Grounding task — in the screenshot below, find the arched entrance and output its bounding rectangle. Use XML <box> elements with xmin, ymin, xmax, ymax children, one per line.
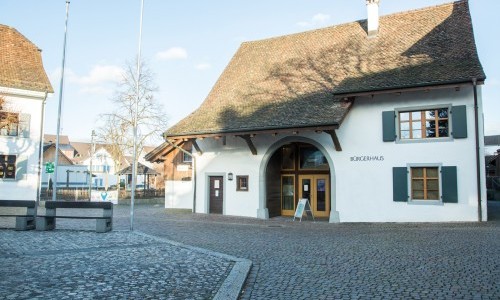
<box><xmin>265</xmin><ymin>141</ymin><xmax>331</xmax><ymax>218</ymax></box>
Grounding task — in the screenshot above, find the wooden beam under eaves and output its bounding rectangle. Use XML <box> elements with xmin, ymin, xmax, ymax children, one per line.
<box><xmin>190</xmin><ymin>139</ymin><xmax>203</xmax><ymax>156</ymax></box>
<box><xmin>237</xmin><ymin>135</ymin><xmax>257</xmax><ymax>155</ymax></box>
<box><xmin>324</xmin><ymin>130</ymin><xmax>342</xmax><ymax>151</ymax></box>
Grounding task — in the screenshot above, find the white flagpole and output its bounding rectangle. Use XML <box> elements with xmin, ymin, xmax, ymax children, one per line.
<box><xmin>130</xmin><ymin>0</ymin><xmax>145</xmax><ymax>231</ymax></box>
<box><xmin>53</xmin><ymin>0</ymin><xmax>71</xmax><ymax>202</ymax></box>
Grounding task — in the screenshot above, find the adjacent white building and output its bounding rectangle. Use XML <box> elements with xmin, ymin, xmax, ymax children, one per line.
<box><xmin>147</xmin><ymin>0</ymin><xmax>487</xmax><ymax>222</ymax></box>
<box><xmin>0</xmin><ymin>24</ymin><xmax>53</xmax><ymax>201</ymax></box>
<box><xmin>41</xmin><ymin>135</ymin><xmax>161</xmax><ymax>191</ymax></box>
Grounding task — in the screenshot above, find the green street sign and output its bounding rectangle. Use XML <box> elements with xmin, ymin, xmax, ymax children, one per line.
<box><xmin>45</xmin><ymin>162</ymin><xmax>54</xmax><ymax>174</ymax></box>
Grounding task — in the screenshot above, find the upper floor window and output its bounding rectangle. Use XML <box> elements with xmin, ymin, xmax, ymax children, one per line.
<box><xmin>0</xmin><ymin>112</ymin><xmax>30</xmax><ymax>138</ymax></box>
<box><xmin>399</xmin><ymin>108</ymin><xmax>449</xmax><ymax>140</ymax></box>
<box><xmin>0</xmin><ymin>155</ymin><xmax>16</xmax><ymax>179</ymax></box>
<box><xmin>299</xmin><ymin>146</ymin><xmax>329</xmax><ymax>170</ymax></box>
<box><xmin>183</xmin><ymin>152</ymin><xmax>192</xmax><ymax>163</ymax></box>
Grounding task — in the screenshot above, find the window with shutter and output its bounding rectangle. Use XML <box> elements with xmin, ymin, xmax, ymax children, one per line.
<box><xmin>451</xmin><ymin>106</ymin><xmax>467</xmax><ymax>139</ymax></box>
<box><xmin>19</xmin><ymin>113</ymin><xmax>31</xmax><ymax>138</ymax></box>
<box><xmin>393</xmin><ymin>167</ymin><xmax>408</xmax><ymax>202</ymax></box>
<box><xmin>383</xmin><ymin>111</ymin><xmax>396</xmax><ymax>142</ymax></box>
<box><xmin>394</xmin><ymin>164</ymin><xmax>458</xmax><ymax>204</ymax></box>
<box><xmin>387</xmin><ymin>105</ymin><xmax>467</xmax><ymax>142</ymax></box>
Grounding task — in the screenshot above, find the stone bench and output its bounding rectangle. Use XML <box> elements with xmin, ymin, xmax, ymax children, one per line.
<box><xmin>0</xmin><ymin>200</ymin><xmax>36</xmax><ymax>230</ymax></box>
<box><xmin>36</xmin><ymin>201</ymin><xmax>113</xmax><ymax>233</ymax></box>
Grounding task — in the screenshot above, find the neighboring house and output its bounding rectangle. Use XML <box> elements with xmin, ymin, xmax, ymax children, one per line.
<box><xmin>42</xmin><ymin>135</ymin><xmax>162</xmax><ymax>190</ymax></box>
<box><xmin>485</xmin><ymin>135</ymin><xmax>500</xmax><ymax>156</ymax></box>
<box><xmin>147</xmin><ymin>0</ymin><xmax>488</xmax><ymax>222</ymax></box>
<box><xmin>0</xmin><ymin>24</ymin><xmax>53</xmax><ymax>200</ymax></box>
<box><xmin>485</xmin><ymin>135</ymin><xmax>500</xmax><ymax>200</ymax></box>
<box><xmin>485</xmin><ymin>135</ymin><xmax>499</xmax><ymax>177</ymax></box>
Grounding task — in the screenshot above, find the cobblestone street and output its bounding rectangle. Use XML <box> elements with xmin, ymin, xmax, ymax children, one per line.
<box><xmin>1</xmin><ymin>202</ymin><xmax>499</xmax><ymax>299</ymax></box>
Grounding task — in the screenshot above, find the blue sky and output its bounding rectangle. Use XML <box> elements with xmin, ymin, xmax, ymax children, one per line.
<box><xmin>1</xmin><ymin>0</ymin><xmax>498</xmax><ymax>142</ymax></box>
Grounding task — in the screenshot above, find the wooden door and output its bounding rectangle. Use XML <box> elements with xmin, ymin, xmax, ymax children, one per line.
<box><xmin>298</xmin><ymin>175</ymin><xmax>330</xmax><ymax>218</ymax></box>
<box><xmin>209</xmin><ymin>176</ymin><xmax>223</xmax><ymax>214</ymax></box>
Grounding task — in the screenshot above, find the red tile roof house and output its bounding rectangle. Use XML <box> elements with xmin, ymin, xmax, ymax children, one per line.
<box><xmin>147</xmin><ymin>0</ymin><xmax>487</xmax><ymax>222</ymax></box>
<box><xmin>0</xmin><ymin>25</ymin><xmax>53</xmax><ymax>201</ymax></box>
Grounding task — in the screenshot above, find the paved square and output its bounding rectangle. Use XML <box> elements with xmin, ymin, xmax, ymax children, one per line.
<box><xmin>1</xmin><ymin>202</ymin><xmax>499</xmax><ymax>299</ymax></box>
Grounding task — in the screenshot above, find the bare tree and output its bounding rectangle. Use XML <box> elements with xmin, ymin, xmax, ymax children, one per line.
<box><xmin>97</xmin><ymin>59</ymin><xmax>168</xmax><ymax>190</ymax></box>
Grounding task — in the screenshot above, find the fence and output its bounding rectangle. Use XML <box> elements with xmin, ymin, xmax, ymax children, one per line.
<box><xmin>487</xmin><ymin>176</ymin><xmax>500</xmax><ymax>201</ymax></box>
<box><xmin>40</xmin><ymin>188</ymin><xmax>165</xmax><ymax>201</ymax></box>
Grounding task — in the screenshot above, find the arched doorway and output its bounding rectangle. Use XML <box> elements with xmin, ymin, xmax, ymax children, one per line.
<box><xmin>265</xmin><ymin>142</ymin><xmax>331</xmax><ymax>218</ymax></box>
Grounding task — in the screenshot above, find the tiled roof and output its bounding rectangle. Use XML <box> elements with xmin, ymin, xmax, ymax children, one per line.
<box><xmin>44</xmin><ymin>134</ymin><xmax>70</xmax><ymax>145</ymax></box>
<box><xmin>0</xmin><ymin>24</ymin><xmax>53</xmax><ymax>93</ymax></box>
<box><xmin>165</xmin><ymin>0</ymin><xmax>485</xmax><ymax>137</ymax></box>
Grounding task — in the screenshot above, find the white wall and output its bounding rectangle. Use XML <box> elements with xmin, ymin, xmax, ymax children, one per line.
<box><xmin>187</xmin><ymin>86</ymin><xmax>485</xmax><ymax>222</ymax></box>
<box><xmin>330</xmin><ymin>87</ymin><xmax>482</xmax><ymax>222</ymax></box>
<box><xmin>193</xmin><ymin>140</ymin><xmax>262</xmax><ymax>218</ymax></box>
<box><xmin>0</xmin><ymin>88</ymin><xmax>46</xmax><ymax>200</ymax></box>
<box><xmin>165</xmin><ymin>180</ymin><xmax>193</xmax><ymax>209</ymax></box>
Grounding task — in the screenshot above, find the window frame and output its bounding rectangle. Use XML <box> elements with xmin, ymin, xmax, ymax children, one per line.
<box><xmin>298</xmin><ymin>145</ymin><xmax>329</xmax><ymax>171</ymax></box>
<box><xmin>395</xmin><ymin>104</ymin><xmax>453</xmax><ymax>143</ymax></box>
<box><xmin>0</xmin><ymin>154</ymin><xmax>17</xmax><ymax>180</ymax></box>
<box><xmin>236</xmin><ymin>175</ymin><xmax>249</xmax><ymax>192</ymax></box>
<box><xmin>406</xmin><ymin>163</ymin><xmax>443</xmax><ymax>205</ymax></box>
<box><xmin>0</xmin><ymin>111</ymin><xmax>19</xmax><ymax>137</ymax></box>
<box><xmin>182</xmin><ymin>151</ymin><xmax>192</xmax><ymax>163</ymax></box>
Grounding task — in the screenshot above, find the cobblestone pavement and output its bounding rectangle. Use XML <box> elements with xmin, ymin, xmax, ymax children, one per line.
<box><xmin>0</xmin><ymin>229</ymin><xmax>242</xmax><ymax>299</ymax></box>
<box><xmin>112</xmin><ymin>202</ymin><xmax>500</xmax><ymax>300</ymax></box>
<box><xmin>1</xmin><ymin>202</ymin><xmax>500</xmax><ymax>299</ymax></box>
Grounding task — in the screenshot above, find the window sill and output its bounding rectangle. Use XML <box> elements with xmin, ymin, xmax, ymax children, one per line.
<box><xmin>396</xmin><ymin>137</ymin><xmax>454</xmax><ymax>144</ymax></box>
<box><xmin>396</xmin><ymin>137</ymin><xmax>453</xmax><ymax>144</ymax></box>
<box><xmin>408</xmin><ymin>199</ymin><xmax>443</xmax><ymax>206</ymax></box>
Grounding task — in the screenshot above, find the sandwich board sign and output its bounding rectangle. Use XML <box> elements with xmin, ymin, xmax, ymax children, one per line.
<box><xmin>293</xmin><ymin>198</ymin><xmax>315</xmax><ymax>222</ymax></box>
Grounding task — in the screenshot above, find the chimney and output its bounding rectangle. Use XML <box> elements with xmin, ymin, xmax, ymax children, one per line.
<box><xmin>366</xmin><ymin>0</ymin><xmax>380</xmax><ymax>38</ymax></box>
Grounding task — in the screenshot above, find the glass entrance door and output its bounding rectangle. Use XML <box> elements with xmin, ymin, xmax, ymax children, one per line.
<box><xmin>298</xmin><ymin>175</ymin><xmax>330</xmax><ymax>217</ymax></box>
<box><xmin>281</xmin><ymin>175</ymin><xmax>295</xmax><ymax>216</ymax></box>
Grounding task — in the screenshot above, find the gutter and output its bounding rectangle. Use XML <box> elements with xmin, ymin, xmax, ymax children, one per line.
<box><xmin>165</xmin><ymin>139</ymin><xmax>196</xmax><ymax>213</ymax></box>
<box><xmin>472</xmin><ymin>78</ymin><xmax>483</xmax><ymax>221</ymax></box>
<box><xmin>35</xmin><ymin>91</ymin><xmax>48</xmax><ymax>218</ymax></box>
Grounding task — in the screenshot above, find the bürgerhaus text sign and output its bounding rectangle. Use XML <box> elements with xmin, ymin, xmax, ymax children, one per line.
<box><xmin>350</xmin><ymin>156</ymin><xmax>384</xmax><ymax>162</ymax></box>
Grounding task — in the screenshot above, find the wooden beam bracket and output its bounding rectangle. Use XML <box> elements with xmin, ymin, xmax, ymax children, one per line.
<box><xmin>324</xmin><ymin>130</ymin><xmax>342</xmax><ymax>151</ymax></box>
<box><xmin>190</xmin><ymin>139</ymin><xmax>203</xmax><ymax>156</ymax></box>
<box><xmin>237</xmin><ymin>135</ymin><xmax>257</xmax><ymax>155</ymax></box>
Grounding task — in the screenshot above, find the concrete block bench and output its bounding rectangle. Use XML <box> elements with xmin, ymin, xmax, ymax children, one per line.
<box><xmin>0</xmin><ymin>200</ymin><xmax>36</xmax><ymax>230</ymax></box>
<box><xmin>36</xmin><ymin>201</ymin><xmax>113</xmax><ymax>233</ymax></box>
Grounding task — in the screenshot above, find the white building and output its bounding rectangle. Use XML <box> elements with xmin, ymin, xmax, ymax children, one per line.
<box><xmin>41</xmin><ymin>135</ymin><xmax>161</xmax><ymax>191</ymax></box>
<box><xmin>0</xmin><ymin>25</ymin><xmax>53</xmax><ymax>201</ymax></box>
<box><xmin>147</xmin><ymin>1</ymin><xmax>488</xmax><ymax>222</ymax></box>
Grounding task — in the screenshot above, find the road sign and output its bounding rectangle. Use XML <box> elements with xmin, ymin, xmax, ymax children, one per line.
<box><xmin>45</xmin><ymin>162</ymin><xmax>54</xmax><ymax>174</ymax></box>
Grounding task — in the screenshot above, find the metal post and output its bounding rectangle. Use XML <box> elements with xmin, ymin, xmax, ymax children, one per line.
<box><xmin>89</xmin><ymin>130</ymin><xmax>96</xmax><ymax>200</ymax></box>
<box><xmin>130</xmin><ymin>0</ymin><xmax>145</xmax><ymax>231</ymax></box>
<box><xmin>53</xmin><ymin>0</ymin><xmax>71</xmax><ymax>202</ymax></box>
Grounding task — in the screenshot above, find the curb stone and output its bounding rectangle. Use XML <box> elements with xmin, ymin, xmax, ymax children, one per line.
<box><xmin>133</xmin><ymin>231</ymin><xmax>252</xmax><ymax>300</ymax></box>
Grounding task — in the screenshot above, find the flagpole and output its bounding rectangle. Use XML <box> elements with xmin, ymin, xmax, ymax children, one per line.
<box><xmin>130</xmin><ymin>0</ymin><xmax>145</xmax><ymax>231</ymax></box>
<box><xmin>53</xmin><ymin>0</ymin><xmax>70</xmax><ymax>202</ymax></box>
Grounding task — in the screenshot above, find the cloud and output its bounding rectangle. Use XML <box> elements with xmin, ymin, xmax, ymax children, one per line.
<box><xmin>73</xmin><ymin>65</ymin><xmax>123</xmax><ymax>85</ymax></box>
<box><xmin>195</xmin><ymin>63</ymin><xmax>211</xmax><ymax>70</ymax></box>
<box><xmin>50</xmin><ymin>64</ymin><xmax>123</xmax><ymax>95</ymax></box>
<box><xmin>297</xmin><ymin>13</ymin><xmax>331</xmax><ymax>28</ymax></box>
<box><xmin>155</xmin><ymin>47</ymin><xmax>188</xmax><ymax>60</ymax></box>
<box><xmin>79</xmin><ymin>86</ymin><xmax>113</xmax><ymax>95</ymax></box>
